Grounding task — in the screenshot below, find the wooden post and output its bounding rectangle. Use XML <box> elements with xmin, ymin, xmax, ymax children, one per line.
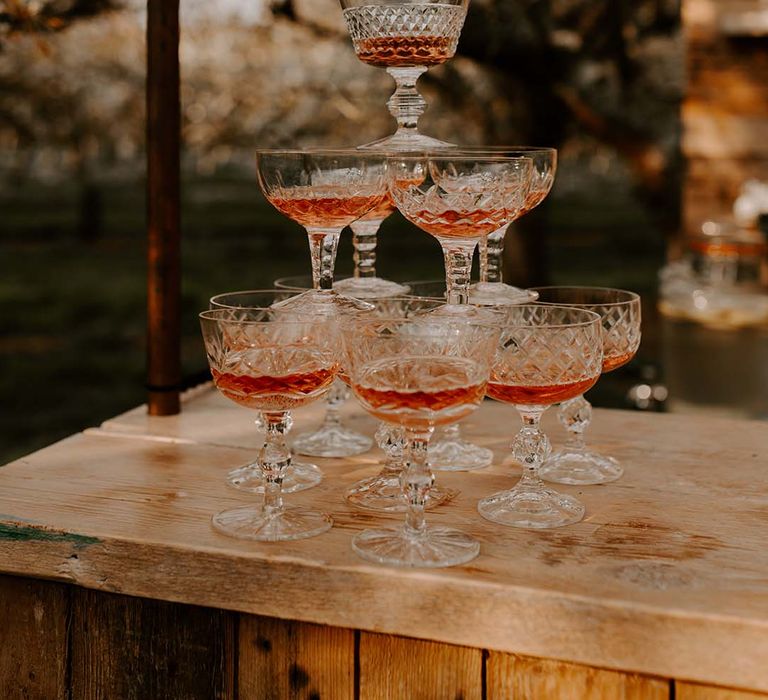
<box><xmin>146</xmin><ymin>0</ymin><xmax>181</xmax><ymax>415</ymax></box>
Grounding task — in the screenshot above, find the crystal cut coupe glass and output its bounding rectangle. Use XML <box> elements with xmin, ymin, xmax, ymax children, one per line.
<box><xmin>209</xmin><ymin>290</ymin><xmax>329</xmax><ymax>494</ymax></box>
<box><xmin>466</xmin><ymin>147</ymin><xmax>557</xmax><ymax>306</ymax></box>
<box><xmin>256</xmin><ymin>149</ymin><xmax>388</xmax><ymax>293</ymax></box>
<box><xmin>272</xmin><ymin>276</ymin><xmax>374</xmax><ymax>459</ymax></box>
<box><xmin>340</xmin><ymin>0</ymin><xmax>469</xmax><ymax>150</ymax></box>
<box><xmin>388</xmin><ymin>153</ymin><xmax>532</xmax><ymax>309</ymax></box>
<box><xmin>388</xmin><ymin>154</ymin><xmax>533</xmax><ymax>470</ymax></box>
<box><xmin>199</xmin><ymin>307</ymin><xmax>338</xmax><ymax>541</ymax></box>
<box><xmin>344</xmin><ymin>314</ymin><xmax>499</xmax><ymax>566</ymax></box>
<box><xmin>478</xmin><ymin>305</ymin><xmax>603</xmax><ymax>529</ymax></box>
<box><xmin>340</xmin><ymin>295</ymin><xmax>459</xmax><ymax>512</ymax></box>
<box><xmin>256</xmin><ymin>149</ymin><xmax>388</xmax><ymax>457</ymax></box>
<box><xmin>531</xmin><ymin>287</ymin><xmax>642</xmax><ymax>485</ymax></box>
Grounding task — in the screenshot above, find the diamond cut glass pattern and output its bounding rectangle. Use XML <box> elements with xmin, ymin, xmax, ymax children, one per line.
<box><xmin>530</xmin><ymin>287</ymin><xmax>642</xmax><ymax>486</ymax></box>
<box><xmin>478</xmin><ymin>305</ymin><xmax>603</xmax><ymax>529</ymax></box>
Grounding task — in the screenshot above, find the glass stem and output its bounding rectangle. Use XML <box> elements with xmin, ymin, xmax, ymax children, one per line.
<box><xmin>387</xmin><ymin>66</ymin><xmax>428</xmax><ymax>139</ymax></box>
<box><xmin>350</xmin><ymin>218</ymin><xmax>382</xmax><ymax>279</ymax></box>
<box><xmin>513</xmin><ymin>407</ymin><xmax>551</xmax><ymax>490</ymax></box>
<box><xmin>306</xmin><ymin>228</ymin><xmax>341</xmax><ymax>290</ymax></box>
<box><xmin>260</xmin><ymin>411</ymin><xmax>292</xmax><ymax>518</ymax></box>
<box><xmin>558</xmin><ymin>394</ymin><xmax>592</xmax><ymax>452</ymax></box>
<box><xmin>439</xmin><ymin>238</ymin><xmax>478</xmax><ymax>305</ymax></box>
<box><xmin>321</xmin><ymin>380</ymin><xmax>348</xmax><ymax>429</ymax></box>
<box><xmin>485</xmin><ymin>226</ymin><xmax>507</xmax><ymax>284</ymax></box>
<box><xmin>401</xmin><ymin>427</ymin><xmax>435</xmax><ymax>537</ymax></box>
<box><xmin>376</xmin><ymin>422</ymin><xmax>405</xmax><ymax>477</ymax></box>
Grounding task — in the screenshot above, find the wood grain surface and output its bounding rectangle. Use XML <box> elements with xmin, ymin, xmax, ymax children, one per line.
<box><xmin>677</xmin><ymin>682</ymin><xmax>768</xmax><ymax>700</ymax></box>
<box><xmin>487</xmin><ymin>652</ymin><xmax>669</xmax><ymax>700</ymax></box>
<box><xmin>0</xmin><ymin>575</ymin><xmax>68</xmax><ymax>700</ymax></box>
<box><xmin>359</xmin><ymin>632</ymin><xmax>482</xmax><ymax>699</ymax></box>
<box><xmin>69</xmin><ymin>587</ymin><xmax>235</xmax><ymax>699</ymax></box>
<box><xmin>2</xmin><ymin>390</ymin><xmax>768</xmax><ymax>691</ymax></box>
<box><xmin>239</xmin><ymin>615</ymin><xmax>354</xmax><ymax>699</ymax></box>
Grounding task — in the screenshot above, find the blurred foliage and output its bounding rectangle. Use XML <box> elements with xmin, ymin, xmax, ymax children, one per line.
<box><xmin>0</xmin><ymin>0</ymin><xmax>119</xmax><ymax>38</ymax></box>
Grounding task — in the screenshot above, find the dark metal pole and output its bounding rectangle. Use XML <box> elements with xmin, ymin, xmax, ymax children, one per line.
<box><xmin>146</xmin><ymin>0</ymin><xmax>181</xmax><ymax>415</ymax></box>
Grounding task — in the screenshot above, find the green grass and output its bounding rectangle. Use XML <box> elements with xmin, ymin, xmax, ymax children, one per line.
<box><xmin>0</xmin><ymin>174</ymin><xmax>664</xmax><ymax>464</ymax></box>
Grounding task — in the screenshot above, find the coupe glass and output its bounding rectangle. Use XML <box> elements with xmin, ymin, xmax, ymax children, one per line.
<box><xmin>531</xmin><ymin>287</ymin><xmax>642</xmax><ymax>485</ymax></box>
<box><xmin>388</xmin><ymin>153</ymin><xmax>532</xmax><ymax>309</ymax></box>
<box><xmin>387</xmin><ymin>155</ymin><xmax>532</xmax><ymax>470</ymax></box>
<box><xmin>340</xmin><ymin>0</ymin><xmax>469</xmax><ymax>151</ymax></box>
<box><xmin>199</xmin><ymin>307</ymin><xmax>338</xmax><ymax>540</ymax></box>
<box><xmin>467</xmin><ymin>147</ymin><xmax>557</xmax><ymax>306</ymax></box>
<box><xmin>209</xmin><ymin>290</ymin><xmax>328</xmax><ymax>493</ymax></box>
<box><xmin>344</xmin><ymin>313</ymin><xmax>499</xmax><ymax>566</ymax></box>
<box><xmin>478</xmin><ymin>305</ymin><xmax>603</xmax><ymax>529</ymax></box>
<box><xmin>272</xmin><ymin>275</ymin><xmax>374</xmax><ymax>458</ymax></box>
<box><xmin>256</xmin><ymin>149</ymin><xmax>388</xmax><ymax>293</ymax></box>
<box><xmin>396</xmin><ymin>279</ymin><xmax>492</xmax><ymax>470</ymax></box>
<box><xmin>340</xmin><ymin>295</ymin><xmax>458</xmax><ymax>512</ymax></box>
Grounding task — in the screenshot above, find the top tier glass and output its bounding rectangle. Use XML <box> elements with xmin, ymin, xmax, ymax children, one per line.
<box><xmin>340</xmin><ymin>0</ymin><xmax>469</xmax><ymax>151</ymax></box>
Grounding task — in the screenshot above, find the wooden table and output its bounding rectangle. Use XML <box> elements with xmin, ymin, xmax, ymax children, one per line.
<box><xmin>1</xmin><ymin>386</ymin><xmax>767</xmax><ymax>699</ymax></box>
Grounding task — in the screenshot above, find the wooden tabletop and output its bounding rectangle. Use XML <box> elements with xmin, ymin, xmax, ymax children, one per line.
<box><xmin>1</xmin><ymin>387</ymin><xmax>768</xmax><ymax>693</ymax></box>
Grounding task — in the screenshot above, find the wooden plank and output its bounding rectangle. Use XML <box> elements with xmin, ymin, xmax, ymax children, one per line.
<box><xmin>677</xmin><ymin>682</ymin><xmax>768</xmax><ymax>699</ymax></box>
<box><xmin>146</xmin><ymin>0</ymin><xmax>181</xmax><ymax>416</ymax></box>
<box><xmin>238</xmin><ymin>615</ymin><xmax>354</xmax><ymax>699</ymax></box>
<box><xmin>359</xmin><ymin>632</ymin><xmax>482</xmax><ymax>699</ymax></box>
<box><xmin>70</xmin><ymin>587</ymin><xmax>235</xmax><ymax>699</ymax></box>
<box><xmin>487</xmin><ymin>653</ymin><xmax>669</xmax><ymax>700</ymax></box>
<box><xmin>3</xmin><ymin>400</ymin><xmax>768</xmax><ymax>691</ymax></box>
<box><xmin>0</xmin><ymin>575</ymin><xmax>68</xmax><ymax>700</ymax></box>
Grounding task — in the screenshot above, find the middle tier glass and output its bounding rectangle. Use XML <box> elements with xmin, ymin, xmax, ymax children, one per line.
<box><xmin>388</xmin><ymin>153</ymin><xmax>533</xmax><ymax>313</ymax></box>
<box><xmin>256</xmin><ymin>149</ymin><xmax>389</xmax><ymax>457</ymax></box>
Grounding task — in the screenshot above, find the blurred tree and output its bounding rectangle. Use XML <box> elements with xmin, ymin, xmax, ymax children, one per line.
<box><xmin>1</xmin><ymin>0</ymin><xmax>136</xmax><ymax>242</ymax></box>
<box><xmin>0</xmin><ymin>0</ymin><xmax>681</xmax><ymax>262</ymax></box>
<box><xmin>1</xmin><ymin>0</ymin><xmax>119</xmax><ymax>39</ymax></box>
<box><xmin>455</xmin><ymin>0</ymin><xmax>682</xmax><ymax>283</ymax></box>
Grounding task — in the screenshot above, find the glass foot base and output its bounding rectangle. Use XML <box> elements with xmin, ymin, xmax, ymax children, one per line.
<box><xmin>346</xmin><ymin>472</ymin><xmax>456</xmax><ymax>513</ymax></box>
<box><xmin>333</xmin><ymin>276</ymin><xmax>411</xmax><ymax>300</ymax></box>
<box><xmin>357</xmin><ymin>131</ymin><xmax>456</xmax><ymax>152</ymax></box>
<box><xmin>226</xmin><ymin>460</ymin><xmax>323</xmax><ymax>494</ymax></box>
<box><xmin>292</xmin><ymin>425</ymin><xmax>373</xmax><ymax>458</ymax></box>
<box><xmin>429</xmin><ymin>438</ymin><xmax>493</xmax><ymax>472</ymax></box>
<box><xmin>469</xmin><ymin>282</ymin><xmax>538</xmax><ymax>306</ymax></box>
<box><xmin>540</xmin><ymin>449</ymin><xmax>624</xmax><ymax>485</ymax></box>
<box><xmin>273</xmin><ymin>288</ymin><xmax>373</xmax><ymax>316</ymax></box>
<box><xmin>352</xmin><ymin>525</ymin><xmax>479</xmax><ymax>567</ymax></box>
<box><xmin>212</xmin><ymin>504</ymin><xmax>332</xmax><ymax>541</ymax></box>
<box><xmin>478</xmin><ymin>485</ymin><xmax>585</xmax><ymax>529</ymax></box>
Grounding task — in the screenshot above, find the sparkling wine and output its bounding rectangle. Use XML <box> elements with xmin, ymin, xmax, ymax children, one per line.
<box><xmin>353</xmin><ymin>355</ymin><xmax>486</xmax><ymax>428</ymax></box>
<box><xmin>269</xmin><ymin>189</ymin><xmax>386</xmax><ymax>228</ymax></box>
<box><xmin>353</xmin><ymin>35</ymin><xmax>455</xmax><ymax>67</ymax></box>
<box><xmin>211</xmin><ymin>358</ymin><xmax>336</xmax><ymax>411</ymax></box>
<box><xmin>359</xmin><ymin>193</ymin><xmax>396</xmax><ymax>222</ymax></box>
<box><xmin>343</xmin><ymin>4</ymin><xmax>465</xmax><ymax>67</ymax></box>
<box><xmin>602</xmin><ymin>350</ymin><xmax>635</xmax><ymax>373</ymax></box>
<box><xmin>410</xmin><ymin>207</ymin><xmax>511</xmax><ymax>238</ymax></box>
<box><xmin>487</xmin><ymin>376</ymin><xmax>598</xmax><ymax>406</ymax></box>
<box><xmin>518</xmin><ymin>189</ymin><xmax>547</xmax><ymax>217</ymax></box>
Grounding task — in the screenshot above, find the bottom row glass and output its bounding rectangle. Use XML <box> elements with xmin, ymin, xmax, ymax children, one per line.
<box><xmin>200</xmin><ymin>302</ymin><xmax>603</xmax><ymax>566</ymax></box>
